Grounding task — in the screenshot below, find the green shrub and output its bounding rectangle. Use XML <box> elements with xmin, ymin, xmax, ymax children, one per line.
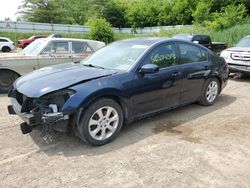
<box><xmin>87</xmin><ymin>18</ymin><xmax>114</xmax><ymax>44</ymax></box>
<box><xmin>208</xmin><ymin>4</ymin><xmax>247</xmax><ymax>30</ymax></box>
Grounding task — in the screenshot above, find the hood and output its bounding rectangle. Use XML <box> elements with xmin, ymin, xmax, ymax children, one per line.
<box><xmin>14</xmin><ymin>63</ymin><xmax>117</xmax><ymax>98</ymax></box>
<box><xmin>225</xmin><ymin>47</ymin><xmax>250</xmax><ymax>52</ymax></box>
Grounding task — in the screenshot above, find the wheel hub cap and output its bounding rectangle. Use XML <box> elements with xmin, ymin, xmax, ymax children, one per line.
<box><xmin>206</xmin><ymin>81</ymin><xmax>218</xmax><ymax>103</ymax></box>
<box><xmin>88</xmin><ymin>106</ymin><xmax>119</xmax><ymax>141</ymax></box>
<box><xmin>0</xmin><ymin>76</ymin><xmax>11</xmax><ymax>87</ymax></box>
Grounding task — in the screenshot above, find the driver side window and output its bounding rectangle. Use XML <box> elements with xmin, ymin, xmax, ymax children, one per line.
<box><xmin>144</xmin><ymin>43</ymin><xmax>177</xmax><ymax>68</ymax></box>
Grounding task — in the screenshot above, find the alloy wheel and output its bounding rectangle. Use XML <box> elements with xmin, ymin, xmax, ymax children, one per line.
<box><xmin>88</xmin><ymin>106</ymin><xmax>119</xmax><ymax>141</ymax></box>
<box><xmin>206</xmin><ymin>81</ymin><xmax>218</xmax><ymax>103</ymax></box>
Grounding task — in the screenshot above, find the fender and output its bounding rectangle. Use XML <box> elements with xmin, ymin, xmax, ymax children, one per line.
<box><xmin>61</xmin><ymin>73</ymin><xmax>133</xmax><ymax>115</ymax></box>
<box><xmin>0</xmin><ymin>67</ymin><xmax>21</xmax><ymax>77</ymax></box>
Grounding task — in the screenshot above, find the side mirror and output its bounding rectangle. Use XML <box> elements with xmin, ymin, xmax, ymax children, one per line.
<box><xmin>193</xmin><ymin>40</ymin><xmax>199</xmax><ymax>44</ymax></box>
<box><xmin>140</xmin><ymin>64</ymin><xmax>159</xmax><ymax>74</ymax></box>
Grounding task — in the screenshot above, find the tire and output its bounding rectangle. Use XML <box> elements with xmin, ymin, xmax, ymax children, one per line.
<box><xmin>0</xmin><ymin>71</ymin><xmax>19</xmax><ymax>93</ymax></box>
<box><xmin>77</xmin><ymin>98</ymin><xmax>124</xmax><ymax>146</ymax></box>
<box><xmin>199</xmin><ymin>78</ymin><xmax>220</xmax><ymax>106</ymax></box>
<box><xmin>2</xmin><ymin>46</ymin><xmax>11</xmax><ymax>52</ymax></box>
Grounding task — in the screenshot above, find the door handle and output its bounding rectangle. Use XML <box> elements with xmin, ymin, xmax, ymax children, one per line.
<box><xmin>171</xmin><ymin>72</ymin><xmax>181</xmax><ymax>77</ymax></box>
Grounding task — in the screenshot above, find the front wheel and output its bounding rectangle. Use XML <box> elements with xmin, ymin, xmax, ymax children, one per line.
<box><xmin>77</xmin><ymin>98</ymin><xmax>124</xmax><ymax>146</ymax></box>
<box><xmin>199</xmin><ymin>78</ymin><xmax>220</xmax><ymax>106</ymax></box>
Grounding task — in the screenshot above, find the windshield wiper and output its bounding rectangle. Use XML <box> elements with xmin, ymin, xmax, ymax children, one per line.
<box><xmin>83</xmin><ymin>64</ymin><xmax>105</xmax><ymax>69</ymax></box>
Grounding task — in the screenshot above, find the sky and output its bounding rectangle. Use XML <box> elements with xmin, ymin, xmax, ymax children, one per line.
<box><xmin>0</xmin><ymin>0</ymin><xmax>23</xmax><ymax>21</ymax></box>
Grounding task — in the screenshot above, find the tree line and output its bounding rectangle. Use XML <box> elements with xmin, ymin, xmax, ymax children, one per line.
<box><xmin>19</xmin><ymin>0</ymin><xmax>250</xmax><ymax>30</ymax></box>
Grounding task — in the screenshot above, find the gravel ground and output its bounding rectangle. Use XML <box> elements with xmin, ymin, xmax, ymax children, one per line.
<box><xmin>0</xmin><ymin>78</ymin><xmax>250</xmax><ymax>188</ymax></box>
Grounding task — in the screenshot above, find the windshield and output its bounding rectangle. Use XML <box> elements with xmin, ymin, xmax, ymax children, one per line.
<box><xmin>81</xmin><ymin>42</ymin><xmax>149</xmax><ymax>71</ymax></box>
<box><xmin>236</xmin><ymin>37</ymin><xmax>250</xmax><ymax>47</ymax></box>
<box><xmin>22</xmin><ymin>40</ymin><xmax>45</xmax><ymax>55</ymax></box>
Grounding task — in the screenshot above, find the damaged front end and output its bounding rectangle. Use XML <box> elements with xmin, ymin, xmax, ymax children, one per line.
<box><xmin>8</xmin><ymin>89</ymin><xmax>75</xmax><ymax>138</ymax></box>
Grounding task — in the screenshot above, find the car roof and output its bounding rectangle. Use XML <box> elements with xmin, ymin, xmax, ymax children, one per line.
<box><xmin>37</xmin><ymin>37</ymin><xmax>101</xmax><ymax>43</ymax></box>
<box><xmin>175</xmin><ymin>34</ymin><xmax>208</xmax><ymax>37</ymax></box>
<box><xmin>0</xmin><ymin>37</ymin><xmax>10</xmax><ymax>40</ymax></box>
<box><xmin>36</xmin><ymin>37</ymin><xmax>105</xmax><ymax>51</ymax></box>
<box><xmin>114</xmin><ymin>37</ymin><xmax>171</xmax><ymax>46</ymax></box>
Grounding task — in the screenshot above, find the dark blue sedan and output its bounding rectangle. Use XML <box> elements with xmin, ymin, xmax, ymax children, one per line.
<box><xmin>8</xmin><ymin>38</ymin><xmax>228</xmax><ymax>145</ymax></box>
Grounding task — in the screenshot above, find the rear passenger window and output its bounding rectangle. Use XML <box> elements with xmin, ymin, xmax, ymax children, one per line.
<box><xmin>51</xmin><ymin>41</ymin><xmax>69</xmax><ymax>54</ymax></box>
<box><xmin>179</xmin><ymin>43</ymin><xmax>208</xmax><ymax>64</ymax></box>
<box><xmin>144</xmin><ymin>43</ymin><xmax>177</xmax><ymax>68</ymax></box>
<box><xmin>71</xmin><ymin>42</ymin><xmax>87</xmax><ymax>54</ymax></box>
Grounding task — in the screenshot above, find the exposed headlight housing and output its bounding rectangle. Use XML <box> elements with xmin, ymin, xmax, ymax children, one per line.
<box><xmin>42</xmin><ymin>89</ymin><xmax>76</xmax><ymax>100</ymax></box>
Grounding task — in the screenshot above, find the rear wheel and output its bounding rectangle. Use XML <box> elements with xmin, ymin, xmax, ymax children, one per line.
<box><xmin>0</xmin><ymin>71</ymin><xmax>19</xmax><ymax>93</ymax></box>
<box><xmin>199</xmin><ymin>78</ymin><xmax>220</xmax><ymax>106</ymax></box>
<box><xmin>77</xmin><ymin>98</ymin><xmax>123</xmax><ymax>146</ymax></box>
<box><xmin>2</xmin><ymin>46</ymin><xmax>11</xmax><ymax>52</ymax></box>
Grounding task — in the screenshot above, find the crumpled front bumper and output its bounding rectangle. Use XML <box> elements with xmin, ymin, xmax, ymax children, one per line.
<box><xmin>8</xmin><ymin>91</ymin><xmax>68</xmax><ymax>135</ymax></box>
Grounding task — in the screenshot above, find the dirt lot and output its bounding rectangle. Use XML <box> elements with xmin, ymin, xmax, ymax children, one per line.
<box><xmin>0</xmin><ymin>78</ymin><xmax>250</xmax><ymax>188</ymax></box>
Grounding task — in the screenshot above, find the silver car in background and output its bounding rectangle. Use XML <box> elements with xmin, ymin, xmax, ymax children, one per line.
<box><xmin>220</xmin><ymin>36</ymin><xmax>250</xmax><ymax>75</ymax></box>
<box><xmin>0</xmin><ymin>38</ymin><xmax>105</xmax><ymax>93</ymax></box>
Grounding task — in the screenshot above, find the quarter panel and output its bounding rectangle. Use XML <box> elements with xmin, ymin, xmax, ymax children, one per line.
<box><xmin>0</xmin><ymin>58</ymin><xmax>38</xmax><ymax>75</ymax></box>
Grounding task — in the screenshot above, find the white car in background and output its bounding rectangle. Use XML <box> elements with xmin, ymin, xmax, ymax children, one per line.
<box><xmin>0</xmin><ymin>37</ymin><xmax>16</xmax><ymax>52</ymax></box>
<box><xmin>0</xmin><ymin>38</ymin><xmax>105</xmax><ymax>93</ymax></box>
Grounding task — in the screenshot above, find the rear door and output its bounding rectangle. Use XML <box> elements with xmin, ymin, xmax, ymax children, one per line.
<box><xmin>176</xmin><ymin>42</ymin><xmax>211</xmax><ymax>104</ymax></box>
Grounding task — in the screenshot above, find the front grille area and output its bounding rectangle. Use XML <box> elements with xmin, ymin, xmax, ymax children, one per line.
<box><xmin>14</xmin><ymin>90</ymin><xmax>34</xmax><ymax>113</ymax></box>
<box><xmin>231</xmin><ymin>52</ymin><xmax>250</xmax><ymax>61</ymax></box>
<box><xmin>16</xmin><ymin>91</ymin><xmax>24</xmax><ymax>105</ymax></box>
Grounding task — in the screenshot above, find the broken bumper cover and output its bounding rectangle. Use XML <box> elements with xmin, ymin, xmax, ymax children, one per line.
<box><xmin>228</xmin><ymin>63</ymin><xmax>250</xmax><ymax>74</ymax></box>
<box><xmin>8</xmin><ymin>97</ymin><xmax>68</xmax><ymax>134</ymax></box>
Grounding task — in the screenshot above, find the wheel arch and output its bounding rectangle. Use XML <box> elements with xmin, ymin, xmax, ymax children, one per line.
<box><xmin>82</xmin><ymin>94</ymin><xmax>129</xmax><ymax>121</ymax></box>
<box><xmin>0</xmin><ymin>68</ymin><xmax>21</xmax><ymax>77</ymax></box>
<box><xmin>1</xmin><ymin>46</ymin><xmax>11</xmax><ymax>51</ymax></box>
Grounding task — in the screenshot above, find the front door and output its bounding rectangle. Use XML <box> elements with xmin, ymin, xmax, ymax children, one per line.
<box><xmin>131</xmin><ymin>42</ymin><xmax>182</xmax><ymax>116</ymax></box>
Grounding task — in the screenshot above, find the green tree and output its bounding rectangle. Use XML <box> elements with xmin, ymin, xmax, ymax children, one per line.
<box><xmin>103</xmin><ymin>0</ymin><xmax>128</xmax><ymax>27</ymax></box>
<box><xmin>170</xmin><ymin>0</ymin><xmax>198</xmax><ymax>25</ymax></box>
<box><xmin>88</xmin><ymin>0</ymin><xmax>108</xmax><ymax>19</ymax></box>
<box><xmin>19</xmin><ymin>0</ymin><xmax>88</xmax><ymax>25</ymax></box>
<box><xmin>19</xmin><ymin>0</ymin><xmax>65</xmax><ymax>23</ymax></box>
<box><xmin>125</xmin><ymin>0</ymin><xmax>160</xmax><ymax>29</ymax></box>
<box><xmin>192</xmin><ymin>1</ymin><xmax>212</xmax><ymax>25</ymax></box>
<box><xmin>158</xmin><ymin>1</ymin><xmax>172</xmax><ymax>26</ymax></box>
